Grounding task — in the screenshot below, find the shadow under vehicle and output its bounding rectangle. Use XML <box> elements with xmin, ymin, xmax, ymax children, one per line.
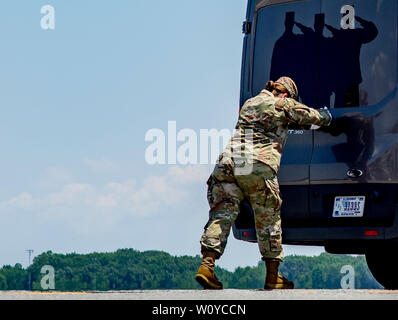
<box><xmin>233</xmin><ymin>0</ymin><xmax>398</xmax><ymax>289</ymax></box>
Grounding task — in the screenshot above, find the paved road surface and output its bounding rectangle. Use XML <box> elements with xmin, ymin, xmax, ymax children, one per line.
<box><xmin>0</xmin><ymin>289</ymin><xmax>397</xmax><ymax>300</ymax></box>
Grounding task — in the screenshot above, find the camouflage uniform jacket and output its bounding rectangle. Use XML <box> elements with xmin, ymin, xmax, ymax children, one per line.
<box><xmin>222</xmin><ymin>89</ymin><xmax>331</xmax><ymax>173</ymax></box>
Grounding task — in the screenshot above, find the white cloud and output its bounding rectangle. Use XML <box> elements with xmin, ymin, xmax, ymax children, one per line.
<box><xmin>0</xmin><ymin>163</ymin><xmax>326</xmax><ymax>271</ymax></box>
<box><xmin>32</xmin><ymin>167</ymin><xmax>73</xmax><ymax>191</ymax></box>
<box><xmin>7</xmin><ymin>192</ymin><xmax>34</xmax><ymax>208</ymax></box>
<box><xmin>0</xmin><ymin>164</ymin><xmax>210</xmax><ymax>234</ymax></box>
<box><xmin>46</xmin><ymin>183</ymin><xmax>95</xmax><ymax>206</ymax></box>
<box><xmin>371</xmin><ymin>51</ymin><xmax>387</xmax><ymax>80</ymax></box>
<box><xmin>167</xmin><ymin>164</ymin><xmax>210</xmax><ymax>183</ymax></box>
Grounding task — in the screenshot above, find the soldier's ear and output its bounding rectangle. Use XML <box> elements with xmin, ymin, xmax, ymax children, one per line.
<box><xmin>281</xmin><ymin>93</ymin><xmax>288</xmax><ymax>98</ymax></box>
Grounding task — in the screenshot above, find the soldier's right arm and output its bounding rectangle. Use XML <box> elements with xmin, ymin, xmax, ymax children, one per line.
<box><xmin>275</xmin><ymin>98</ymin><xmax>332</xmax><ymax>127</ymax></box>
<box><xmin>325</xmin><ymin>24</ymin><xmax>338</xmax><ymax>36</ymax></box>
<box><xmin>356</xmin><ymin>16</ymin><xmax>378</xmax><ymax>43</ymax></box>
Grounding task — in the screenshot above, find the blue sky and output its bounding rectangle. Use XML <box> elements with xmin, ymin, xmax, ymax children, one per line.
<box><xmin>0</xmin><ymin>0</ymin><xmax>324</xmax><ymax>271</ymax></box>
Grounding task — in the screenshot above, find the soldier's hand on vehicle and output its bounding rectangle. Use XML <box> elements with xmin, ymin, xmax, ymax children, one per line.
<box><xmin>318</xmin><ymin>106</ymin><xmax>333</xmax><ymax>126</ymax></box>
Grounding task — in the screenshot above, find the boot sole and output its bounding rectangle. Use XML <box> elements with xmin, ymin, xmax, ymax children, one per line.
<box><xmin>264</xmin><ymin>284</ymin><xmax>294</xmax><ymax>290</ymax></box>
<box><xmin>195</xmin><ymin>274</ymin><xmax>223</xmax><ymax>290</ymax></box>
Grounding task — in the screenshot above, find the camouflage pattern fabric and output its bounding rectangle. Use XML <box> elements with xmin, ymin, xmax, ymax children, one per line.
<box><xmin>224</xmin><ymin>89</ymin><xmax>331</xmax><ymax>173</ymax></box>
<box><xmin>235</xmin><ymin>162</ymin><xmax>283</xmax><ymax>260</ymax></box>
<box><xmin>200</xmin><ymin>158</ymin><xmax>244</xmax><ymax>259</ymax></box>
<box><xmin>275</xmin><ymin>76</ymin><xmax>298</xmax><ymax>100</ymax></box>
<box><xmin>200</xmin><ymin>88</ymin><xmax>331</xmax><ymax>262</ymax></box>
<box><xmin>200</xmin><ymin>160</ymin><xmax>284</xmax><ymax>261</ymax></box>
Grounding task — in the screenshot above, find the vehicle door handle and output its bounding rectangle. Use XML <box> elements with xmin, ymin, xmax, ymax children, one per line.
<box><xmin>347</xmin><ymin>169</ymin><xmax>363</xmax><ymax>178</ymax></box>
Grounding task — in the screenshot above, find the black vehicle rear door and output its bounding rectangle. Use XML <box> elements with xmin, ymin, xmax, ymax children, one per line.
<box><xmin>251</xmin><ymin>0</ymin><xmax>322</xmax><ymax>223</ymax></box>
<box><xmin>309</xmin><ymin>0</ymin><xmax>398</xmax><ymax>225</ymax></box>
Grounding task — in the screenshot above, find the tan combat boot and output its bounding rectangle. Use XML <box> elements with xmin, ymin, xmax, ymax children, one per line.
<box><xmin>195</xmin><ymin>251</ymin><xmax>223</xmax><ymax>290</ymax></box>
<box><xmin>264</xmin><ymin>258</ymin><xmax>294</xmax><ymax>290</ymax></box>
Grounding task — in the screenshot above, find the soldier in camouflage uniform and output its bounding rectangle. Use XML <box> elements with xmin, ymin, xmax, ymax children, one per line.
<box><xmin>195</xmin><ymin>77</ymin><xmax>332</xmax><ymax>290</ymax></box>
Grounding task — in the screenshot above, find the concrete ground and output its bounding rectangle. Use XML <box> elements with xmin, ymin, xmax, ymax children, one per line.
<box><xmin>0</xmin><ymin>289</ymin><xmax>397</xmax><ymax>300</ymax></box>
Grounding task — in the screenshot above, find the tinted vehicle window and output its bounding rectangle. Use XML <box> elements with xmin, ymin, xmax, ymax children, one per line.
<box><xmin>252</xmin><ymin>0</ymin><xmax>397</xmax><ymax>108</ymax></box>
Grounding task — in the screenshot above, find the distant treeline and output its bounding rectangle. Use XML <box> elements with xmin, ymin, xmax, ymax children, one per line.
<box><xmin>0</xmin><ymin>249</ymin><xmax>382</xmax><ymax>290</ymax></box>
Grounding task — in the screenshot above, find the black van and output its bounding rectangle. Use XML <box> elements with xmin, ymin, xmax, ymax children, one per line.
<box><xmin>233</xmin><ymin>0</ymin><xmax>398</xmax><ymax>289</ymax></box>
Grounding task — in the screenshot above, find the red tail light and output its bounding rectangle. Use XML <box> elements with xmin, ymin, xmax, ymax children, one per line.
<box><xmin>243</xmin><ymin>231</ymin><xmax>251</xmax><ymax>237</ymax></box>
<box><xmin>365</xmin><ymin>230</ymin><xmax>379</xmax><ymax>236</ymax></box>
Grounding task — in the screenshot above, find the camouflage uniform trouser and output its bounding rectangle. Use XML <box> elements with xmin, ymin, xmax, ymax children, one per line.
<box><xmin>200</xmin><ymin>159</ymin><xmax>283</xmax><ymax>262</ymax></box>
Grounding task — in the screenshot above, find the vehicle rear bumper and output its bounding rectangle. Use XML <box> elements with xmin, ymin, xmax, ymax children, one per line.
<box><xmin>232</xmin><ymin>205</ymin><xmax>398</xmax><ymax>247</ymax></box>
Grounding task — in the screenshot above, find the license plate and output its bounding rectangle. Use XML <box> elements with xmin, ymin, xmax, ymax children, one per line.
<box><xmin>333</xmin><ymin>196</ymin><xmax>365</xmax><ymax>217</ymax></box>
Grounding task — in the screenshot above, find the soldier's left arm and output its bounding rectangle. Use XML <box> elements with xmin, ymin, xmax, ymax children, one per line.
<box><xmin>276</xmin><ymin>98</ymin><xmax>332</xmax><ymax>127</ymax></box>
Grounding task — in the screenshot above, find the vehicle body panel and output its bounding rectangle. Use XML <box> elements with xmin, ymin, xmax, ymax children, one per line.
<box><xmin>233</xmin><ymin>0</ymin><xmax>398</xmax><ymax>250</ymax></box>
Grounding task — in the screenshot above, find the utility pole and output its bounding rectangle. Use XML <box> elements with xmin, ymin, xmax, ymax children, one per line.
<box><xmin>94</xmin><ymin>257</ymin><xmax>97</xmax><ymax>291</ymax></box>
<box><xmin>26</xmin><ymin>249</ymin><xmax>34</xmax><ymax>290</ymax></box>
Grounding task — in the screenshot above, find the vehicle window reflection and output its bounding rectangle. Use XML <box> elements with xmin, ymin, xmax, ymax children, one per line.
<box><xmin>253</xmin><ymin>0</ymin><xmax>396</xmax><ymax>108</ymax></box>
